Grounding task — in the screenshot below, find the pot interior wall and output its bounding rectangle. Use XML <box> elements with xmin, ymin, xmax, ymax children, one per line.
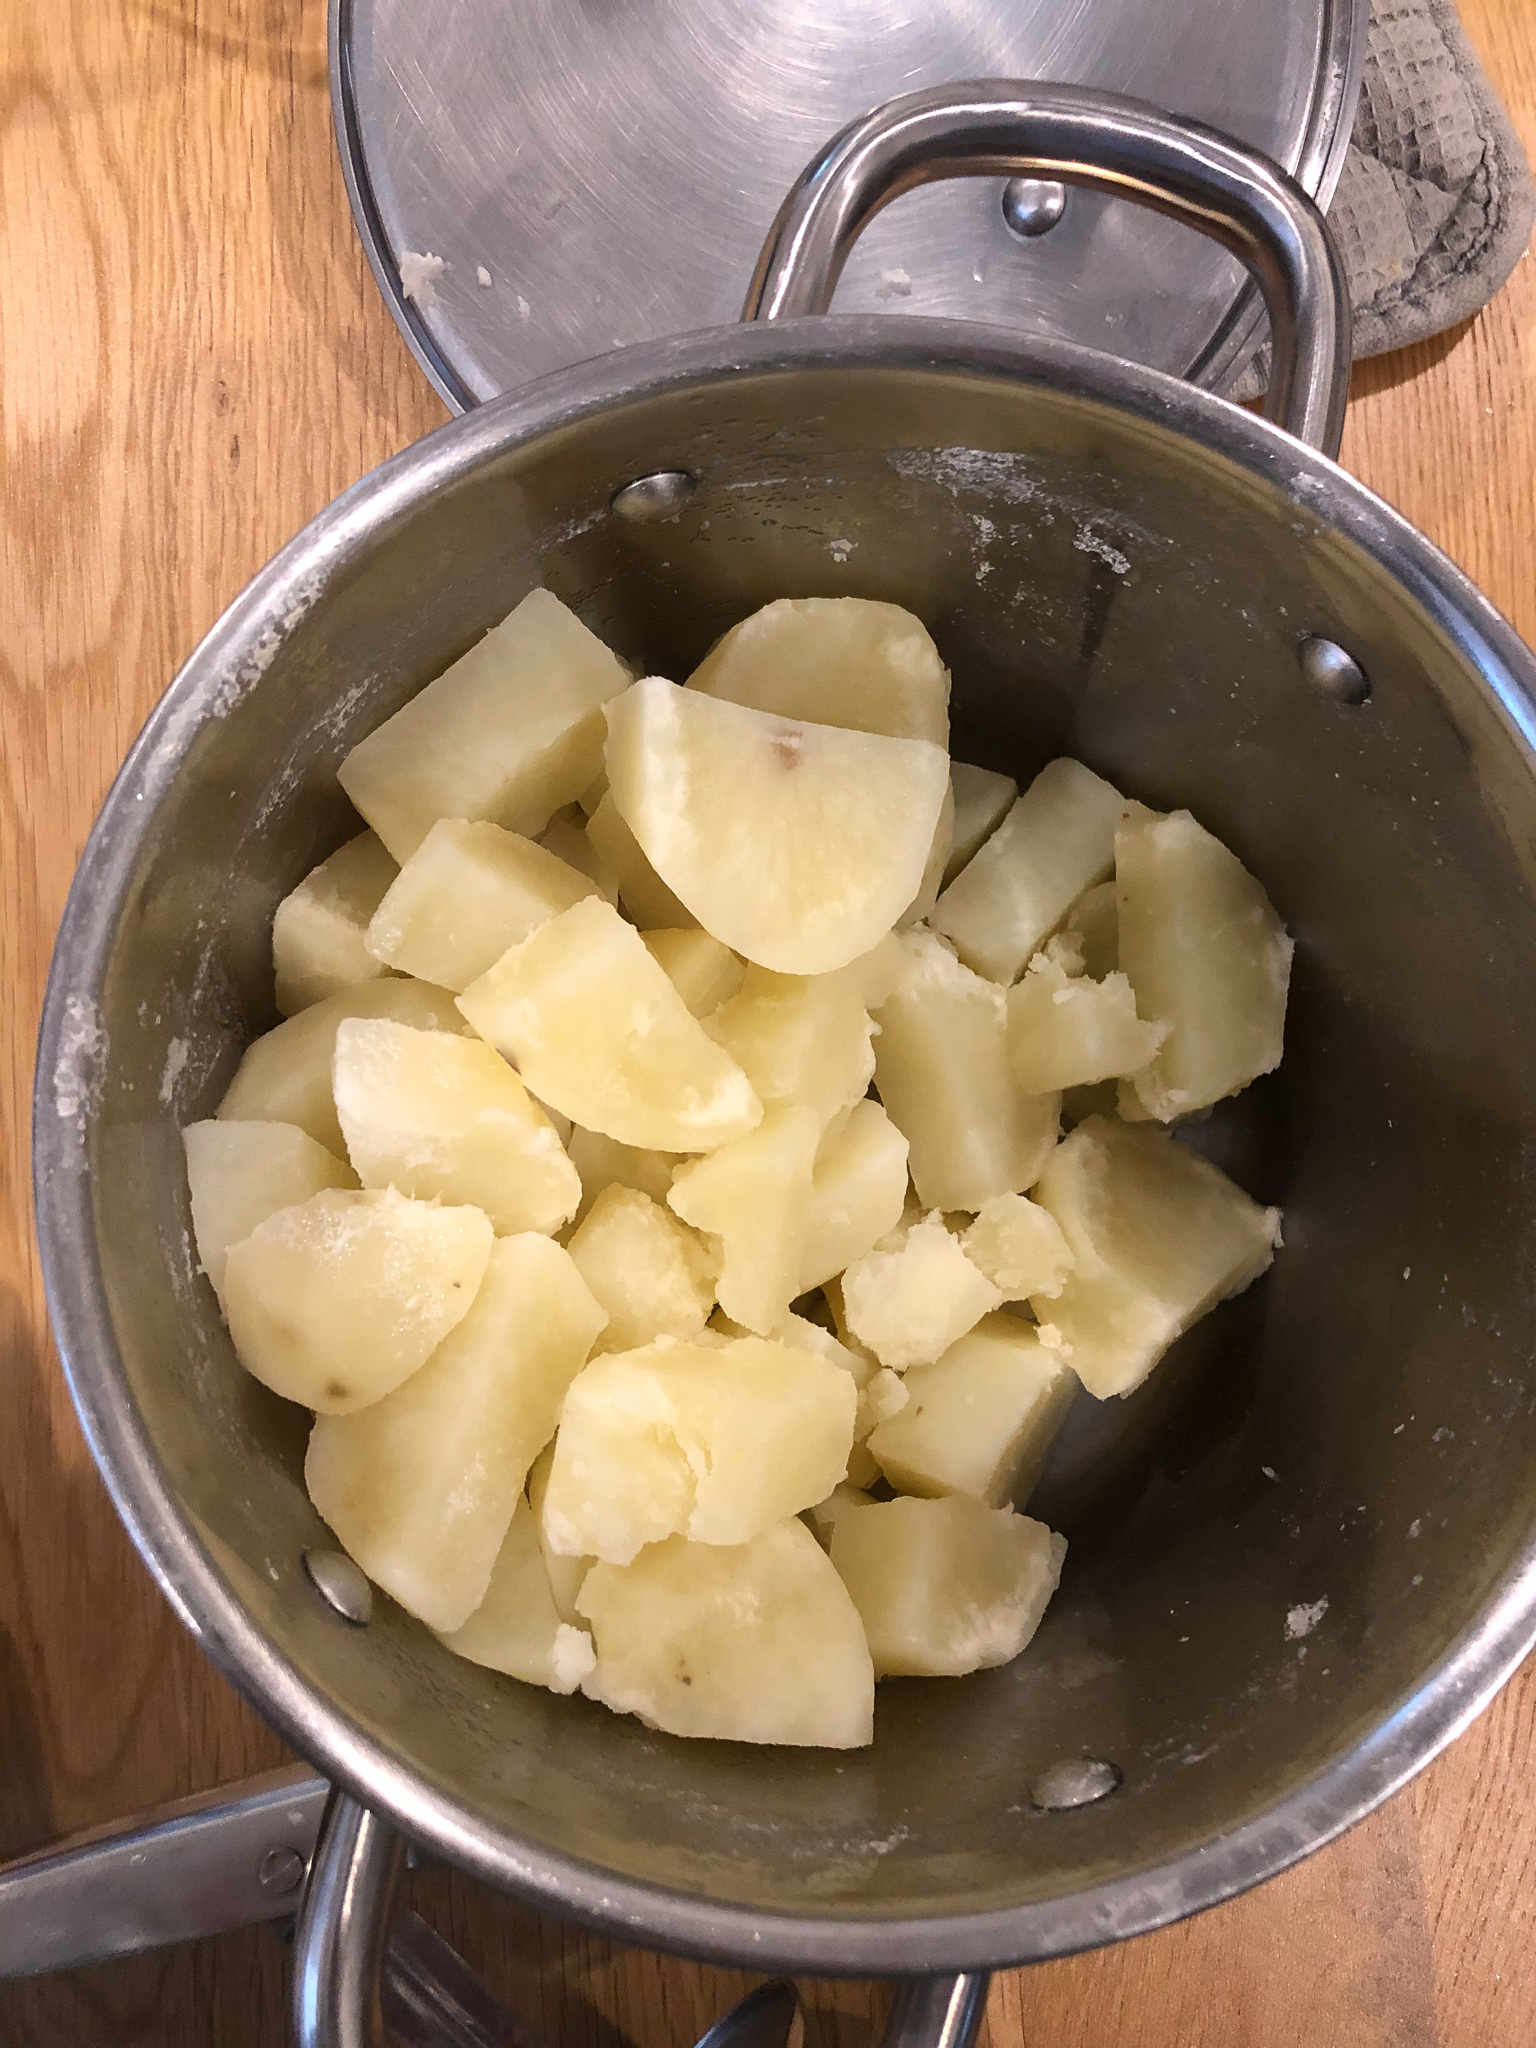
<box><xmin>80</xmin><ymin>357</ymin><xmax>1536</xmax><ymax>1936</ymax></box>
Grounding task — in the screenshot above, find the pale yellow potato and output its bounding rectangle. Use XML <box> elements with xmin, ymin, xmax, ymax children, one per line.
<box><xmin>1007</xmin><ymin>954</ymin><xmax>1169</xmax><ymax>1094</ymax></box>
<box><xmin>305</xmin><ymin>1233</ymin><xmax>605</xmax><ymax>1629</ymax></box>
<box><xmin>840</xmin><ymin>1214</ymin><xmax>1001</xmax><ymax>1370</ymax></box>
<box><xmin>840</xmin><ymin>931</ymin><xmax>905</xmax><ymax>1010</ymax></box>
<box><xmin>866</xmin><ymin>1311</ymin><xmax>1078</xmax><ymax>1506</ymax></box>
<box><xmin>183</xmin><ymin>1120</ymin><xmax>356</xmax><ymax>1311</ymax></box>
<box><xmin>364</xmin><ymin>818</ymin><xmax>598</xmax><ymax>991</ymax></box>
<box><xmin>1115</xmin><ymin>809</ymin><xmax>1293</xmax><ymax>1121</ymax></box>
<box><xmin>831</xmin><ymin>1495</ymin><xmax>1066</xmax><ymax>1676</ymax></box>
<box><xmin>585</xmin><ymin>792</ymin><xmax>698</xmax><ymax>930</ymax></box>
<box><xmin>224</xmin><ymin>1187</ymin><xmax>492</xmax><ymax>1413</ymax></box>
<box><xmin>641</xmin><ymin>928</ymin><xmax>744</xmax><ymax>1018</ymax></box>
<box><xmin>930</xmin><ymin>758</ymin><xmax>1128</xmax><ymax>984</ymax></box>
<box><xmin>900</xmin><ymin>777</ymin><xmax>954</xmax><ymax>925</ymax></box>
<box><xmin>775</xmin><ymin>1308</ymin><xmax>871</xmax><ymax>1381</ymax></box>
<box><xmin>855</xmin><ymin>1366</ymin><xmax>909</xmax><ymax>1441</ymax></box>
<box><xmin>944</xmin><ymin>762</ymin><xmax>1017</xmax><ymax>886</ymax></box>
<box><xmin>567</xmin><ymin>1186</ymin><xmax>716</xmax><ymax>1352</ymax></box>
<box><xmin>1028</xmin><ymin>1115</ymin><xmax>1281</xmax><ymax>1398</ymax></box>
<box><xmin>541</xmin><ymin>1337</ymin><xmax>856</xmax><ymax>1563</ymax></box>
<box><xmin>604</xmin><ymin>678</ymin><xmax>950</xmax><ymax>974</ymax></box>
<box><xmin>806</xmin><ymin>1483</ymin><xmax>875</xmax><ymax>1546</ymax></box>
<box><xmin>457</xmin><ymin>897</ymin><xmax>762</xmax><ymax>1152</ymax></box>
<box><xmin>537</xmin><ymin>812</ymin><xmax>619</xmax><ymax>903</ymax></box>
<box><xmin>576</xmin><ymin>773</ymin><xmax>607</xmax><ymax>818</ymax></box>
<box><xmin>526</xmin><ymin>1442</ymin><xmax>594</xmax><ymax>1626</ymax></box>
<box><xmin>1066</xmin><ymin>879</ymin><xmax>1118</xmax><ymax>980</ymax></box>
<box><xmin>579</xmin><ymin>1517</ymin><xmax>875</xmax><ymax>1747</ymax></box>
<box><xmin>216</xmin><ymin>976</ymin><xmax>468</xmax><ymax>1154</ymax></box>
<box><xmin>961</xmin><ymin>1193</ymin><xmax>1073</xmax><ymax>1300</ymax></box>
<box><xmin>435</xmin><ymin>1499</ymin><xmax>596</xmax><ymax>1693</ymax></box>
<box><xmin>567</xmin><ymin>1126</ymin><xmax>681</xmax><ymax>1225</ymax></box>
<box><xmin>333</xmin><ymin>1018</ymin><xmax>580</xmax><ymax>1236</ymax></box>
<box><xmin>705</xmin><ymin>965</ymin><xmax>874</xmax><ymax>1133</ymax></box>
<box><xmin>798</xmin><ymin>1100</ymin><xmax>911</xmax><ymax>1294</ymax></box>
<box><xmin>668</xmin><ymin>1106</ymin><xmax>820</xmax><ymax>1334</ymax></box>
<box><xmin>686</xmin><ymin>596</ymin><xmax>950</xmax><ymax>747</ymax></box>
<box><xmin>338</xmin><ymin>589</ymin><xmax>631</xmax><ymax>860</ymax></box>
<box><xmin>273</xmin><ymin>832</ymin><xmax>399</xmax><ymax>1015</ymax></box>
<box><xmin>872</xmin><ymin>930</ymin><xmax>1058</xmax><ymax>1211</ymax></box>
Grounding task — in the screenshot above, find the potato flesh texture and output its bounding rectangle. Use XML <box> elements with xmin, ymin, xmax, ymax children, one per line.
<box><xmin>337</xmin><ymin>589</ymin><xmax>631</xmax><ymax>862</ymax></box>
<box><xmin>217</xmin><ymin>977</ymin><xmax>468</xmax><ymax>1154</ymax></box>
<box><xmin>578</xmin><ymin>1518</ymin><xmax>875</xmax><ymax>1747</ymax></box>
<box><xmin>183</xmin><ymin>1120</ymin><xmax>356</xmax><ymax>1310</ymax></box>
<box><xmin>841</xmin><ymin>1216</ymin><xmax>1002</xmax><ymax>1371</ymax></box>
<box><xmin>944</xmin><ymin>763</ymin><xmax>1017</xmax><ymax>887</ymax></box>
<box><xmin>456</xmin><ymin>897</ymin><xmax>762</xmax><ymax>1152</ymax></box>
<box><xmin>900</xmin><ymin>777</ymin><xmax>954</xmax><ymax>926</ymax></box>
<box><xmin>537</xmin><ymin>813</ymin><xmax>619</xmax><ymax>904</ymax></box>
<box><xmin>526</xmin><ymin>1441</ymin><xmax>594</xmax><ymax>1625</ymax></box>
<box><xmin>1066</xmin><ymin>880</ymin><xmax>1118</xmax><ymax>981</ymax></box>
<box><xmin>605</xmin><ymin>678</ymin><xmax>950</xmax><ymax>975</ymax></box>
<box><xmin>642</xmin><ymin>928</ymin><xmax>745</xmax><ymax>1019</ymax></box>
<box><xmin>363</xmin><ymin>818</ymin><xmax>599</xmax><ymax>992</ymax></box>
<box><xmin>667</xmin><ymin>1106</ymin><xmax>820</xmax><ymax>1334</ymax></box>
<box><xmin>866</xmin><ymin>1312</ymin><xmax>1077</xmax><ymax>1507</ymax></box>
<box><xmin>567</xmin><ymin>1126</ymin><xmax>680</xmax><ymax>1226</ymax></box>
<box><xmin>930</xmin><ymin>758</ymin><xmax>1128</xmax><ymax>985</ymax></box>
<box><xmin>567</xmin><ymin>1185</ymin><xmax>716</xmax><ymax>1353</ymax></box>
<box><xmin>798</xmin><ymin>1099</ymin><xmax>911</xmax><ymax>1294</ymax></box>
<box><xmin>872</xmin><ymin>931</ymin><xmax>1059</xmax><ymax>1211</ymax></box>
<box><xmin>831</xmin><ymin>1496</ymin><xmax>1066</xmax><ymax>1677</ymax></box>
<box><xmin>1115</xmin><ymin>810</ymin><xmax>1293</xmax><ymax>1121</ymax></box>
<box><xmin>705</xmin><ymin>966</ymin><xmax>875</xmax><ymax>1134</ymax></box>
<box><xmin>961</xmin><ymin>1193</ymin><xmax>1073</xmax><ymax>1301</ymax></box>
<box><xmin>685</xmin><ymin>596</ymin><xmax>950</xmax><ymax>748</ymax></box>
<box><xmin>332</xmin><ymin>1018</ymin><xmax>580</xmax><ymax>1236</ymax></box>
<box><xmin>223</xmin><ymin>1188</ymin><xmax>493</xmax><ymax>1413</ymax></box>
<box><xmin>1027</xmin><ymin>1115</ymin><xmax>1281</xmax><ymax>1398</ymax></box>
<box><xmin>304</xmin><ymin>1233</ymin><xmax>606</xmax><ymax>1629</ymax></box>
<box><xmin>273</xmin><ymin>832</ymin><xmax>400</xmax><ymax>1015</ymax></box>
<box><xmin>435</xmin><ymin>1499</ymin><xmax>596</xmax><ymax>1693</ymax></box>
<box><xmin>1007</xmin><ymin>956</ymin><xmax>1169</xmax><ymax>1094</ymax></box>
<box><xmin>586</xmin><ymin>792</ymin><xmax>699</xmax><ymax>931</ymax></box>
<box><xmin>542</xmin><ymin>1338</ymin><xmax>856</xmax><ymax>1564</ymax></box>
<box><xmin>807</xmin><ymin>1482</ymin><xmax>875</xmax><ymax>1546</ymax></box>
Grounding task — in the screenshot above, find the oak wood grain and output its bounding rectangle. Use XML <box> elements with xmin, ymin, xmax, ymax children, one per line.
<box><xmin>1</xmin><ymin>1</ymin><xmax>1532</xmax><ymax>2041</ymax></box>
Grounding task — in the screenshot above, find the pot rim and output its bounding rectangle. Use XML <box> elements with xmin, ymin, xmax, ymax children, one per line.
<box><xmin>34</xmin><ymin>313</ymin><xmax>1536</xmax><ymax>1972</ymax></box>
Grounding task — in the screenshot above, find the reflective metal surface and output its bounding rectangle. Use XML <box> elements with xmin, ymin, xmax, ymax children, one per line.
<box><xmin>295</xmin><ymin>1794</ymin><xmax>404</xmax><ymax>2048</ymax></box>
<box><xmin>330</xmin><ymin>0</ymin><xmax>1365</xmax><ymax>412</ymax></box>
<box><xmin>883</xmin><ymin>1977</ymin><xmax>990</xmax><ymax>2048</ymax></box>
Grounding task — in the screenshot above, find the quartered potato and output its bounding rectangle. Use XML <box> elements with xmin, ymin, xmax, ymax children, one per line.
<box><xmin>585</xmin><ymin>791</ymin><xmax>699</xmax><ymax>931</ymax></box>
<box><xmin>641</xmin><ymin>928</ymin><xmax>745</xmax><ymax>1018</ymax></box>
<box><xmin>566</xmin><ymin>1126</ymin><xmax>681</xmax><ymax>1225</ymax></box>
<box><xmin>435</xmin><ymin>1499</ymin><xmax>596</xmax><ymax>1693</ymax></box>
<box><xmin>840</xmin><ymin>1214</ymin><xmax>1001</xmax><ymax>1370</ymax></box>
<box><xmin>273</xmin><ymin>831</ymin><xmax>399</xmax><ymax>1015</ymax></box>
<box><xmin>799</xmin><ymin>1099</ymin><xmax>911</xmax><ymax>1295</ymax></box>
<box><xmin>944</xmin><ymin>763</ymin><xmax>1017</xmax><ymax>886</ymax></box>
<box><xmin>567</xmin><ymin>1185</ymin><xmax>717</xmax><ymax>1352</ymax></box>
<box><xmin>183</xmin><ymin>1119</ymin><xmax>356</xmax><ymax>1310</ymax></box>
<box><xmin>1007</xmin><ymin>953</ymin><xmax>1169</xmax><ymax>1094</ymax></box>
<box><xmin>705</xmin><ymin>964</ymin><xmax>875</xmax><ymax>1133</ymax></box>
<box><xmin>667</xmin><ymin>1106</ymin><xmax>821</xmax><ymax>1335</ymax></box>
<box><xmin>960</xmin><ymin>1192</ymin><xmax>1073</xmax><ymax>1301</ymax></box>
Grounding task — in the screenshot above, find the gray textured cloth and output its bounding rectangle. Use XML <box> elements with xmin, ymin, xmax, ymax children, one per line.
<box><xmin>1232</xmin><ymin>0</ymin><xmax>1533</xmax><ymax>398</ymax></box>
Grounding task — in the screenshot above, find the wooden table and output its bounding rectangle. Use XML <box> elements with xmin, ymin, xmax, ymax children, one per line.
<box><xmin>3</xmin><ymin>2</ymin><xmax>1534</xmax><ymax>2041</ymax></box>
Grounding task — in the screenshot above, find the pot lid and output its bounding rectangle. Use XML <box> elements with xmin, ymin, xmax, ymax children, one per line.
<box><xmin>331</xmin><ymin>0</ymin><xmax>1366</xmax><ymax>416</ymax></box>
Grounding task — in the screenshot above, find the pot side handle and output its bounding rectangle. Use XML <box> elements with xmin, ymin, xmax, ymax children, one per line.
<box><xmin>742</xmin><ymin>80</ymin><xmax>1351</xmax><ymax>458</ymax></box>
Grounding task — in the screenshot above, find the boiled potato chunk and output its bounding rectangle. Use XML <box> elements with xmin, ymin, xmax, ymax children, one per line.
<box><xmin>807</xmin><ymin>1482</ymin><xmax>875</xmax><ymax>1546</ymax></box>
<box><xmin>686</xmin><ymin>596</ymin><xmax>950</xmax><ymax>747</ymax></box>
<box><xmin>705</xmin><ymin>965</ymin><xmax>875</xmax><ymax>1132</ymax></box>
<box><xmin>605</xmin><ymin>678</ymin><xmax>950</xmax><ymax>974</ymax></box>
<box><xmin>1115</xmin><ymin>809</ymin><xmax>1293</xmax><ymax>1121</ymax></box>
<box><xmin>436</xmin><ymin>1499</ymin><xmax>596</xmax><ymax>1693</ymax></box>
<box><xmin>944</xmin><ymin>763</ymin><xmax>1017</xmax><ymax>886</ymax></box>
<box><xmin>1028</xmin><ymin>1115</ymin><xmax>1281</xmax><ymax>1397</ymax></box>
<box><xmin>537</xmin><ymin>811</ymin><xmax>619</xmax><ymax>903</ymax></box>
<box><xmin>1066</xmin><ymin>879</ymin><xmax>1118</xmax><ymax>980</ymax></box>
<box><xmin>542</xmin><ymin>1337</ymin><xmax>856</xmax><ymax>1563</ymax></box>
<box><xmin>642</xmin><ymin>928</ymin><xmax>745</xmax><ymax>1018</ymax></box>
<box><xmin>457</xmin><ymin>897</ymin><xmax>761</xmax><ymax>1151</ymax></box>
<box><xmin>567</xmin><ymin>1126</ymin><xmax>680</xmax><ymax>1225</ymax></box>
<box><xmin>668</xmin><ymin>1107</ymin><xmax>820</xmax><ymax>1334</ymax></box>
<box><xmin>872</xmin><ymin>931</ymin><xmax>1058</xmax><ymax>1211</ymax></box>
<box><xmin>840</xmin><ymin>1215</ymin><xmax>1001</xmax><ymax>1370</ymax></box>
<box><xmin>338</xmin><ymin>589</ymin><xmax>631</xmax><ymax>860</ymax></box>
<box><xmin>832</xmin><ymin>1496</ymin><xmax>1065</xmax><ymax>1677</ymax></box>
<box><xmin>1007</xmin><ymin>954</ymin><xmax>1169</xmax><ymax>1094</ymax></box>
<box><xmin>333</xmin><ymin>1019</ymin><xmax>580</xmax><ymax>1235</ymax></box>
<box><xmin>866</xmin><ymin>1312</ymin><xmax>1077</xmax><ymax>1507</ymax></box>
<box><xmin>223</xmin><ymin>1187</ymin><xmax>492</xmax><ymax>1412</ymax></box>
<box><xmin>961</xmin><ymin>1193</ymin><xmax>1073</xmax><ymax>1301</ymax></box>
<box><xmin>184</xmin><ymin>1119</ymin><xmax>357</xmax><ymax>1310</ymax></box>
<box><xmin>364</xmin><ymin>818</ymin><xmax>599</xmax><ymax>991</ymax></box>
<box><xmin>567</xmin><ymin>1186</ymin><xmax>716</xmax><ymax>1352</ymax></box>
<box><xmin>579</xmin><ymin>1517</ymin><xmax>874</xmax><ymax>1746</ymax></box>
<box><xmin>931</xmin><ymin>758</ymin><xmax>1127</xmax><ymax>984</ymax></box>
<box><xmin>901</xmin><ymin>776</ymin><xmax>954</xmax><ymax>926</ymax></box>
<box><xmin>216</xmin><ymin>976</ymin><xmax>468</xmax><ymax>1154</ymax></box>
<box><xmin>305</xmin><ymin>1233</ymin><xmax>606</xmax><ymax>1629</ymax></box>
<box><xmin>526</xmin><ymin>1441</ymin><xmax>594</xmax><ymax>1626</ymax></box>
<box><xmin>799</xmin><ymin>1099</ymin><xmax>911</xmax><ymax>1294</ymax></box>
<box><xmin>585</xmin><ymin>792</ymin><xmax>698</xmax><ymax>930</ymax></box>
<box><xmin>273</xmin><ymin>832</ymin><xmax>399</xmax><ymax>1015</ymax></box>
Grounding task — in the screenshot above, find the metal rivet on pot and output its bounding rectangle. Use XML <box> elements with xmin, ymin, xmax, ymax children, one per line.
<box><xmin>1298</xmin><ymin>635</ymin><xmax>1370</xmax><ymax>705</ymax></box>
<box><xmin>1030</xmin><ymin>1757</ymin><xmax>1122</xmax><ymax>1811</ymax></box>
<box><xmin>303</xmin><ymin>1547</ymin><xmax>373</xmax><ymax>1625</ymax></box>
<box><xmin>258</xmin><ymin>1845</ymin><xmax>307</xmax><ymax>1895</ymax></box>
<box><xmin>611</xmin><ymin>470</ymin><xmax>697</xmax><ymax>523</ymax></box>
<box><xmin>1001</xmin><ymin>178</ymin><xmax>1068</xmax><ymax>239</ymax></box>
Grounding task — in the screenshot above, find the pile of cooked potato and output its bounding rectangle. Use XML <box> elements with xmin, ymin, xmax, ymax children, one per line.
<box><xmin>182</xmin><ymin>591</ymin><xmax>1288</xmax><ymax>1749</ymax></box>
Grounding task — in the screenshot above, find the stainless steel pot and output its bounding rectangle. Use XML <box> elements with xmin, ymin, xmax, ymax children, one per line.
<box><xmin>31</xmin><ymin>80</ymin><xmax>1536</xmax><ymax>2048</ymax></box>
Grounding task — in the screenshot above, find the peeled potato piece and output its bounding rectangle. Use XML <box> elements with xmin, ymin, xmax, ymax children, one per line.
<box><xmin>579</xmin><ymin>1518</ymin><xmax>875</xmax><ymax>1747</ymax></box>
<box><xmin>1066</xmin><ymin>879</ymin><xmax>1118</xmax><ymax>980</ymax></box>
<box><xmin>183</xmin><ymin>1119</ymin><xmax>356</xmax><ymax>1310</ymax></box>
<box><xmin>273</xmin><ymin>832</ymin><xmax>399</xmax><ymax>1015</ymax></box>
<box><xmin>567</xmin><ymin>1186</ymin><xmax>716</xmax><ymax>1352</ymax></box>
<box><xmin>338</xmin><ymin>589</ymin><xmax>631</xmax><ymax>861</ymax></box>
<box><xmin>224</xmin><ymin>1187</ymin><xmax>492</xmax><ymax>1413</ymax></box>
<box><xmin>806</xmin><ymin>1483</ymin><xmax>876</xmax><ymax>1547</ymax></box>
<box><xmin>686</xmin><ymin>596</ymin><xmax>950</xmax><ymax>747</ymax></box>
<box><xmin>831</xmin><ymin>1496</ymin><xmax>1066</xmax><ymax>1677</ymax></box>
<box><xmin>333</xmin><ymin>1018</ymin><xmax>580</xmax><ymax>1236</ymax></box>
<box><xmin>961</xmin><ymin>1193</ymin><xmax>1073</xmax><ymax>1301</ymax></box>
<box><xmin>1007</xmin><ymin>954</ymin><xmax>1169</xmax><ymax>1095</ymax></box>
<box><xmin>605</xmin><ymin>678</ymin><xmax>950</xmax><ymax>974</ymax></box>
<box><xmin>944</xmin><ymin>763</ymin><xmax>1017</xmax><ymax>886</ymax></box>
<box><xmin>305</xmin><ymin>1233</ymin><xmax>606</xmax><ymax>1629</ymax></box>
<box><xmin>537</xmin><ymin>812</ymin><xmax>619</xmax><ymax>904</ymax></box>
<box><xmin>457</xmin><ymin>897</ymin><xmax>762</xmax><ymax>1152</ymax></box>
<box><xmin>436</xmin><ymin>1499</ymin><xmax>597</xmax><ymax>1694</ymax></box>
<box><xmin>585</xmin><ymin>792</ymin><xmax>699</xmax><ymax>930</ymax></box>
<box><xmin>840</xmin><ymin>1214</ymin><xmax>1001</xmax><ymax>1370</ymax></box>
<box><xmin>798</xmin><ymin>1099</ymin><xmax>911</xmax><ymax>1295</ymax></box>
<box><xmin>526</xmin><ymin>1441</ymin><xmax>594</xmax><ymax>1626</ymax></box>
<box><xmin>705</xmin><ymin>965</ymin><xmax>875</xmax><ymax>1133</ymax></box>
<box><xmin>1028</xmin><ymin>1115</ymin><xmax>1281</xmax><ymax>1398</ymax></box>
<box><xmin>642</xmin><ymin>929</ymin><xmax>745</xmax><ymax>1019</ymax></box>
<box><xmin>667</xmin><ymin>1107</ymin><xmax>820</xmax><ymax>1335</ymax></box>
<box><xmin>567</xmin><ymin>1126</ymin><xmax>681</xmax><ymax>1225</ymax></box>
<box><xmin>901</xmin><ymin>776</ymin><xmax>955</xmax><ymax>926</ymax></box>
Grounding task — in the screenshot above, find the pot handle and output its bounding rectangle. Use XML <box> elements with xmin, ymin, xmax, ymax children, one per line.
<box><xmin>742</xmin><ymin>80</ymin><xmax>1351</xmax><ymax>457</ymax></box>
